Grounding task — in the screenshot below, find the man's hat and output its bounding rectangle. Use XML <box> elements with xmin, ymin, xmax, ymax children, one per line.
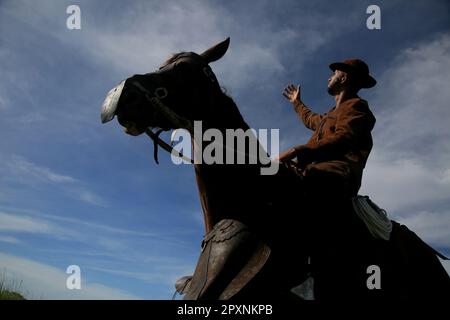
<box><xmin>329</xmin><ymin>59</ymin><xmax>376</xmax><ymax>88</ymax></box>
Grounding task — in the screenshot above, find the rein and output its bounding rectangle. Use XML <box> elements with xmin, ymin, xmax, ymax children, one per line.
<box><xmin>131</xmin><ymin>80</ymin><xmax>195</xmax><ymax>164</ymax></box>
<box><xmin>145</xmin><ymin>127</ymin><xmax>194</xmax><ymax>164</ymax></box>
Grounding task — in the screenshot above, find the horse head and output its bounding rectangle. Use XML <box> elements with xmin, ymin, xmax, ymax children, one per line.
<box><xmin>101</xmin><ymin>38</ymin><xmax>231</xmax><ymax>136</ymax></box>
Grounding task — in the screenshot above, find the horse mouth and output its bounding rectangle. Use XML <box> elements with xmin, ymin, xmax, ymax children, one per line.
<box><xmin>124</xmin><ymin>126</ymin><xmax>143</xmax><ymax>136</ymax></box>
<box><xmin>117</xmin><ymin>117</ymin><xmax>149</xmax><ymax>136</ymax></box>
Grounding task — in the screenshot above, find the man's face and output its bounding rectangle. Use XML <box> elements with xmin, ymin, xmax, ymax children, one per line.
<box><xmin>327</xmin><ymin>69</ymin><xmax>346</xmax><ymax>96</ymax></box>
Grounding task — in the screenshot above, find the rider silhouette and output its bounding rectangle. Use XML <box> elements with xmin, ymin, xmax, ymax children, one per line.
<box><xmin>279</xmin><ymin>59</ymin><xmax>377</xmax><ymax>199</ymax></box>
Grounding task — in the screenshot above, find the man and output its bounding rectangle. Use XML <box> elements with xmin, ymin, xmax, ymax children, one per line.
<box><xmin>279</xmin><ymin>59</ymin><xmax>376</xmax><ymax>199</ymax></box>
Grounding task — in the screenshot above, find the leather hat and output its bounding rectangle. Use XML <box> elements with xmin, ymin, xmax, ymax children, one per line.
<box><xmin>329</xmin><ymin>59</ymin><xmax>376</xmax><ymax>88</ymax></box>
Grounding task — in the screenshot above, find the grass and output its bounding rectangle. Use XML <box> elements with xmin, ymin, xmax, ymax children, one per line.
<box><xmin>0</xmin><ymin>269</ymin><xmax>26</xmax><ymax>300</ymax></box>
<box><xmin>0</xmin><ymin>290</ymin><xmax>25</xmax><ymax>300</ymax></box>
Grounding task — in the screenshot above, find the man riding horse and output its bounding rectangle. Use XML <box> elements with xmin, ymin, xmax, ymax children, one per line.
<box><xmin>279</xmin><ymin>59</ymin><xmax>376</xmax><ymax>200</ymax></box>
<box><xmin>270</xmin><ymin>59</ymin><xmax>379</xmax><ymax>299</ymax></box>
<box><xmin>100</xmin><ymin>38</ymin><xmax>449</xmax><ymax>300</ymax></box>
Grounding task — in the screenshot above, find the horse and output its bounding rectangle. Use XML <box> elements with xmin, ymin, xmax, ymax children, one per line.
<box><xmin>101</xmin><ymin>38</ymin><xmax>450</xmax><ymax>301</ymax></box>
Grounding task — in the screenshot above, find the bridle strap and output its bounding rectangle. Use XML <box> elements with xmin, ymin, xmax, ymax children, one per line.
<box><xmin>145</xmin><ymin>127</ymin><xmax>194</xmax><ymax>164</ymax></box>
<box><xmin>130</xmin><ymin>80</ymin><xmax>195</xmax><ymax>164</ymax></box>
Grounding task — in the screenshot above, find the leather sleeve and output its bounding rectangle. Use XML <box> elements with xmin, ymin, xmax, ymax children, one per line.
<box><xmin>293</xmin><ymin>100</ymin><xmax>323</xmax><ymax>131</ymax></box>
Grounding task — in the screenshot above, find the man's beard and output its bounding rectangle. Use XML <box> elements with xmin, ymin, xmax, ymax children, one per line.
<box><xmin>327</xmin><ymin>86</ymin><xmax>334</xmax><ymax>95</ymax></box>
<box><xmin>327</xmin><ymin>78</ymin><xmax>340</xmax><ymax>96</ymax></box>
<box><xmin>327</xmin><ymin>85</ymin><xmax>338</xmax><ymax>96</ymax></box>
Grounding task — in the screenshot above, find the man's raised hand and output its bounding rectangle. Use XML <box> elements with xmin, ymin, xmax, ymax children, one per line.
<box><xmin>282</xmin><ymin>84</ymin><xmax>301</xmax><ymax>103</ymax></box>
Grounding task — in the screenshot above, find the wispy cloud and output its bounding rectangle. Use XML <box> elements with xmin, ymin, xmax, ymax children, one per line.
<box><xmin>36</xmin><ymin>211</ymin><xmax>190</xmax><ymax>244</ymax></box>
<box><xmin>5</xmin><ymin>155</ymin><xmax>76</xmax><ymax>184</ymax></box>
<box><xmin>1</xmin><ymin>0</ymin><xmax>358</xmax><ymax>90</ymax></box>
<box><xmin>0</xmin><ymin>155</ymin><xmax>107</xmax><ymax>207</ymax></box>
<box><xmin>0</xmin><ymin>236</ymin><xmax>21</xmax><ymax>244</ymax></box>
<box><xmin>0</xmin><ymin>211</ymin><xmax>80</xmax><ymax>241</ymax></box>
<box><xmin>76</xmin><ymin>190</ymin><xmax>107</xmax><ymax>207</ymax></box>
<box><xmin>0</xmin><ymin>211</ymin><xmax>60</xmax><ymax>234</ymax></box>
<box><xmin>0</xmin><ymin>252</ymin><xmax>140</xmax><ymax>299</ymax></box>
<box><xmin>0</xmin><ymin>208</ymin><xmax>192</xmax><ymax>256</ymax></box>
<box><xmin>0</xmin><ymin>209</ymin><xmax>197</xmax><ymax>294</ymax></box>
<box><xmin>87</xmin><ymin>264</ymin><xmax>193</xmax><ymax>287</ymax></box>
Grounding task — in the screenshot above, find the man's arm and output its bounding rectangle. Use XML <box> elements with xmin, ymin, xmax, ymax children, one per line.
<box><xmin>293</xmin><ymin>100</ymin><xmax>323</xmax><ymax>131</ymax></box>
<box><xmin>283</xmin><ymin>84</ymin><xmax>322</xmax><ymax>130</ymax></box>
<box><xmin>279</xmin><ymin>100</ymin><xmax>375</xmax><ymax>164</ymax></box>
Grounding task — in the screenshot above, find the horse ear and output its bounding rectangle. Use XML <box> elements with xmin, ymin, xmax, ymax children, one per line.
<box><xmin>200</xmin><ymin>37</ymin><xmax>230</xmax><ymax>63</ymax></box>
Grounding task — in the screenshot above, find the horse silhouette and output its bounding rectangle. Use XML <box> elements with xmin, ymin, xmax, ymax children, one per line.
<box><xmin>101</xmin><ymin>38</ymin><xmax>450</xmax><ymax>301</ymax></box>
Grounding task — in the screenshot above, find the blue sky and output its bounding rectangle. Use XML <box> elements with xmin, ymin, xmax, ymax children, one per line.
<box><xmin>0</xmin><ymin>0</ymin><xmax>449</xmax><ymax>299</ymax></box>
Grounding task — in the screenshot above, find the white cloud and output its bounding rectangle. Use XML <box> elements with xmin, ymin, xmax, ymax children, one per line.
<box><xmin>396</xmin><ymin>211</ymin><xmax>450</xmax><ymax>248</ymax></box>
<box><xmin>1</xmin><ymin>0</ymin><xmax>357</xmax><ymax>91</ymax></box>
<box><xmin>95</xmin><ymin>237</ymin><xmax>127</xmax><ymax>252</ymax></box>
<box><xmin>360</xmin><ymin>34</ymin><xmax>450</xmax><ymax>250</ymax></box>
<box><xmin>0</xmin><ymin>154</ymin><xmax>107</xmax><ymax>207</ymax></box>
<box><xmin>0</xmin><ymin>211</ymin><xmax>81</xmax><ymax>242</ymax></box>
<box><xmin>361</xmin><ymin>152</ymin><xmax>450</xmax><ymax>213</ymax></box>
<box><xmin>5</xmin><ymin>155</ymin><xmax>76</xmax><ymax>184</ymax></box>
<box><xmin>0</xmin><ymin>252</ymin><xmax>139</xmax><ymax>299</ymax></box>
<box><xmin>0</xmin><ymin>210</ymin><xmax>121</xmax><ymax>249</ymax></box>
<box><xmin>0</xmin><ymin>236</ymin><xmax>21</xmax><ymax>244</ymax></box>
<box><xmin>36</xmin><ymin>211</ymin><xmax>187</xmax><ymax>243</ymax></box>
<box><xmin>0</xmin><ymin>211</ymin><xmax>55</xmax><ymax>234</ymax></box>
<box><xmin>86</xmin><ymin>265</ymin><xmax>191</xmax><ymax>287</ymax></box>
<box><xmin>371</xmin><ymin>34</ymin><xmax>450</xmax><ymax>166</ymax></box>
<box><xmin>77</xmin><ymin>190</ymin><xmax>107</xmax><ymax>207</ymax></box>
<box><xmin>0</xmin><ymin>209</ymin><xmax>192</xmax><ymax>260</ymax></box>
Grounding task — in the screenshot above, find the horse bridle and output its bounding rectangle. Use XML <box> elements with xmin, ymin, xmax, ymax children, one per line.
<box><xmin>135</xmin><ymin>78</ymin><xmax>269</xmax><ymax>166</ymax></box>
<box><xmin>136</xmin><ymin>53</ymin><xmax>219</xmax><ymax>164</ymax></box>
<box><xmin>103</xmin><ymin>53</ymin><xmax>269</xmax><ymax>165</ymax></box>
<box><xmin>130</xmin><ymin>80</ymin><xmax>195</xmax><ymax>164</ymax></box>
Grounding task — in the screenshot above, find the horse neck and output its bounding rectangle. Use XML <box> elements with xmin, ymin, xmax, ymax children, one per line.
<box><xmin>191</xmin><ymin>94</ymin><xmax>267</xmax><ymax>233</ymax></box>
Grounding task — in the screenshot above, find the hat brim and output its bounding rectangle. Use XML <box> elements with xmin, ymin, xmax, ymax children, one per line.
<box><xmin>329</xmin><ymin>62</ymin><xmax>376</xmax><ymax>88</ymax></box>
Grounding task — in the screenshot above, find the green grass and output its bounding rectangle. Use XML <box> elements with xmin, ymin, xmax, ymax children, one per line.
<box><xmin>0</xmin><ymin>290</ymin><xmax>25</xmax><ymax>300</ymax></box>
<box><xmin>0</xmin><ymin>269</ymin><xmax>27</xmax><ymax>300</ymax></box>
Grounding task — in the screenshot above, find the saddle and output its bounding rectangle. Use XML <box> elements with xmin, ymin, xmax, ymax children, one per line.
<box><xmin>175</xmin><ymin>219</ymin><xmax>271</xmax><ymax>300</ymax></box>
